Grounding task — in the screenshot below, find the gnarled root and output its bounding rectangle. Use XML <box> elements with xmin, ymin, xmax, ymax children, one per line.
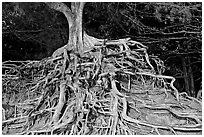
<box><xmin>2</xmin><ymin>34</ymin><xmax>202</xmax><ymax>135</ymax></box>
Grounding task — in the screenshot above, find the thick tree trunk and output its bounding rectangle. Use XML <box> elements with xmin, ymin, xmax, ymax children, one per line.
<box><xmin>68</xmin><ymin>2</ymin><xmax>85</xmax><ymax>54</ymax></box>
<box><xmin>46</xmin><ymin>2</ymin><xmax>86</xmax><ymax>57</ymax></box>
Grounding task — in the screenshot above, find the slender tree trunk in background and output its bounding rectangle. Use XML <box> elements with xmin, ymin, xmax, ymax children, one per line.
<box><xmin>187</xmin><ymin>56</ymin><xmax>195</xmax><ymax>97</ymax></box>
<box><xmin>181</xmin><ymin>56</ymin><xmax>191</xmax><ymax>96</ymax></box>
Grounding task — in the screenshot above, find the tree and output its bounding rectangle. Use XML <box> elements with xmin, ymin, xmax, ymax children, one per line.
<box><xmin>46</xmin><ymin>2</ymin><xmax>100</xmax><ymax>57</ymax></box>
<box><xmin>2</xmin><ymin>2</ymin><xmax>202</xmax><ymax>135</ymax></box>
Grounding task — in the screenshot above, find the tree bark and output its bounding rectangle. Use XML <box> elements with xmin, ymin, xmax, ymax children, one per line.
<box><xmin>46</xmin><ymin>2</ymin><xmax>86</xmax><ymax>57</ymax></box>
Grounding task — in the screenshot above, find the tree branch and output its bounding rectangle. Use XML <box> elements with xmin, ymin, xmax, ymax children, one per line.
<box><xmin>46</xmin><ymin>2</ymin><xmax>73</xmax><ymax>26</ymax></box>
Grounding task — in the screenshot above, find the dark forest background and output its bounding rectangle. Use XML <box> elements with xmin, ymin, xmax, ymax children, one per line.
<box><xmin>2</xmin><ymin>2</ymin><xmax>202</xmax><ymax>97</ymax></box>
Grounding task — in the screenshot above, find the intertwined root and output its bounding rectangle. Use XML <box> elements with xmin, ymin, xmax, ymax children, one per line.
<box><xmin>2</xmin><ymin>37</ymin><xmax>202</xmax><ymax>135</ymax></box>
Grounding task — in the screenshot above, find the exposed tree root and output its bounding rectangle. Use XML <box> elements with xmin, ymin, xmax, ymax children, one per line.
<box><xmin>2</xmin><ymin>34</ymin><xmax>202</xmax><ymax>135</ymax></box>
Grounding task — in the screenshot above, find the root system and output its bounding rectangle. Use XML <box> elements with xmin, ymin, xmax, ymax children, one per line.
<box><xmin>2</xmin><ymin>37</ymin><xmax>202</xmax><ymax>135</ymax></box>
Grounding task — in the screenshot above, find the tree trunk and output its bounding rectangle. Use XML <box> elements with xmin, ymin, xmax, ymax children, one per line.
<box><xmin>187</xmin><ymin>56</ymin><xmax>195</xmax><ymax>97</ymax></box>
<box><xmin>46</xmin><ymin>2</ymin><xmax>86</xmax><ymax>57</ymax></box>
<box><xmin>68</xmin><ymin>2</ymin><xmax>85</xmax><ymax>54</ymax></box>
<box><xmin>181</xmin><ymin>56</ymin><xmax>191</xmax><ymax>96</ymax></box>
